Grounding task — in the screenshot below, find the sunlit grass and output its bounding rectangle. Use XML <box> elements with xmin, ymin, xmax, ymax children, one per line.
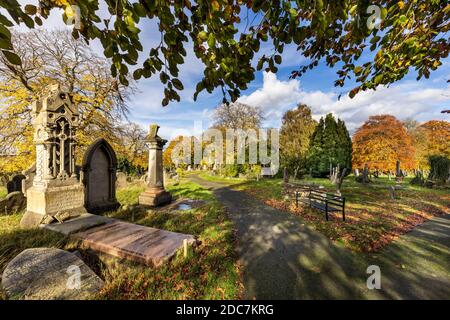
<box><xmin>195</xmin><ymin>172</ymin><xmax>248</xmax><ymax>185</ymax></box>
<box><xmin>0</xmin><ymin>187</ymin><xmax>7</xmax><ymax>199</ymax></box>
<box><xmin>210</xmin><ymin>173</ymin><xmax>450</xmax><ymax>252</ymax></box>
<box><xmin>0</xmin><ymin>181</ymin><xmax>241</xmax><ymax>300</ymax></box>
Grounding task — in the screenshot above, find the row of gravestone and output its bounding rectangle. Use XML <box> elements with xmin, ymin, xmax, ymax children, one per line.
<box><xmin>2</xmin><ymin>138</ymin><xmax>148</xmax><ymax>215</ymax></box>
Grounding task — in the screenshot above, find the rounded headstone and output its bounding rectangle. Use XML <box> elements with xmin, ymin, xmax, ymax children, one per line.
<box><xmin>1</xmin><ymin>248</ymin><xmax>104</xmax><ymax>300</ymax></box>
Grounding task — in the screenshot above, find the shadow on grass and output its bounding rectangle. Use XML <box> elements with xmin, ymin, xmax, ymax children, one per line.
<box><xmin>188</xmin><ymin>173</ymin><xmax>450</xmax><ymax>299</ymax></box>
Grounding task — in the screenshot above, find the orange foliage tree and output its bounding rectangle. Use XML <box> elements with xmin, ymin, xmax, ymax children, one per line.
<box><xmin>352</xmin><ymin>115</ymin><xmax>415</xmax><ymax>171</ymax></box>
<box><xmin>419</xmin><ymin>120</ymin><xmax>450</xmax><ymax>158</ymax></box>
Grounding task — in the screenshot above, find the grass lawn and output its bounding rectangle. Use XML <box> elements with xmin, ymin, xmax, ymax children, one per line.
<box><xmin>0</xmin><ymin>186</ymin><xmax>7</xmax><ymax>199</ymax></box>
<box><xmin>229</xmin><ymin>175</ymin><xmax>450</xmax><ymax>253</ymax></box>
<box><xmin>0</xmin><ymin>180</ymin><xmax>241</xmax><ymax>300</ymax></box>
<box><xmin>193</xmin><ymin>172</ymin><xmax>248</xmax><ymax>185</ymax></box>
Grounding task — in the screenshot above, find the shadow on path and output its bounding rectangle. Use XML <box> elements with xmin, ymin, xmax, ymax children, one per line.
<box><xmin>187</xmin><ymin>174</ymin><xmax>450</xmax><ymax>300</ymax></box>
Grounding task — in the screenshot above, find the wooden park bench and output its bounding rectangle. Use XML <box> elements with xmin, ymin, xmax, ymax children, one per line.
<box><xmin>295</xmin><ymin>190</ymin><xmax>346</xmax><ymax>221</ymax></box>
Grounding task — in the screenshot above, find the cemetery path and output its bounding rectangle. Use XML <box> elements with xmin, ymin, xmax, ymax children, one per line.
<box><xmin>187</xmin><ymin>174</ymin><xmax>450</xmax><ymax>300</ymax></box>
<box><xmin>187</xmin><ymin>175</ymin><xmax>377</xmax><ymax>299</ymax></box>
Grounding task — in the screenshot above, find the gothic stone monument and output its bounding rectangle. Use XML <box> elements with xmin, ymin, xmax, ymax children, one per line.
<box><xmin>139</xmin><ymin>124</ymin><xmax>172</xmax><ymax>207</ymax></box>
<box><xmin>20</xmin><ymin>85</ymin><xmax>87</xmax><ymax>228</ymax></box>
<box><xmin>82</xmin><ymin>138</ymin><xmax>120</xmax><ymax>214</ymax></box>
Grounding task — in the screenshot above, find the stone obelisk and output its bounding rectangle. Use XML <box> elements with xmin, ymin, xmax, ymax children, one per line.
<box><xmin>138</xmin><ymin>124</ymin><xmax>172</xmax><ymax>207</ymax></box>
<box><xmin>20</xmin><ymin>84</ymin><xmax>87</xmax><ymax>228</ymax></box>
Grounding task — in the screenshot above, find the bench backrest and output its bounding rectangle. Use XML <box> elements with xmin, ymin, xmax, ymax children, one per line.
<box><xmin>309</xmin><ymin>190</ymin><xmax>345</xmax><ymax>207</ymax></box>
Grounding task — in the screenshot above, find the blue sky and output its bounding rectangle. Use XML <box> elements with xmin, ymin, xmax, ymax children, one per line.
<box><xmin>10</xmin><ymin>2</ymin><xmax>450</xmax><ymax>140</ymax></box>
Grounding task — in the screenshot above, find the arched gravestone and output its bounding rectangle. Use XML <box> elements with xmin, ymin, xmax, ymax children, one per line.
<box><xmin>82</xmin><ymin>139</ymin><xmax>120</xmax><ymax>214</ymax></box>
<box><xmin>7</xmin><ymin>174</ymin><xmax>26</xmax><ymax>194</ymax></box>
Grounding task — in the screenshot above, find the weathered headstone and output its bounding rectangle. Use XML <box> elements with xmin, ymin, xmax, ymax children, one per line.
<box><xmin>116</xmin><ymin>172</ymin><xmax>128</xmax><ymax>189</ymax></box>
<box><xmin>139</xmin><ymin>124</ymin><xmax>172</xmax><ymax>207</ymax></box>
<box><xmin>396</xmin><ymin>160</ymin><xmax>401</xmax><ymax>177</ymax></box>
<box><xmin>0</xmin><ymin>191</ymin><xmax>26</xmax><ymax>215</ymax></box>
<box><xmin>283</xmin><ymin>167</ymin><xmax>289</xmax><ymax>183</ymax></box>
<box><xmin>7</xmin><ymin>174</ymin><xmax>26</xmax><ymax>194</ymax></box>
<box><xmin>82</xmin><ymin>139</ymin><xmax>120</xmax><ymax>214</ymax></box>
<box><xmin>20</xmin><ymin>84</ymin><xmax>87</xmax><ymax>228</ymax></box>
<box><xmin>1</xmin><ymin>248</ymin><xmax>103</xmax><ymax>300</ymax></box>
<box><xmin>21</xmin><ymin>164</ymin><xmax>36</xmax><ymax>196</ymax></box>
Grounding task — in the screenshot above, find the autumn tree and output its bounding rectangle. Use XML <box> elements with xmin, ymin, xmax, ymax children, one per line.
<box><xmin>352</xmin><ymin>115</ymin><xmax>415</xmax><ymax>172</ymax></box>
<box><xmin>308</xmin><ymin>113</ymin><xmax>352</xmax><ymax>177</ymax></box>
<box><xmin>280</xmin><ymin>104</ymin><xmax>317</xmax><ymax>176</ymax></box>
<box><xmin>0</xmin><ymin>1</ymin><xmax>448</xmax><ymax>105</ymax></box>
<box><xmin>163</xmin><ymin>135</ymin><xmax>197</xmax><ymax>170</ymax></box>
<box><xmin>212</xmin><ymin>102</ymin><xmax>263</xmax><ymax>131</ymax></box>
<box><xmin>419</xmin><ymin>120</ymin><xmax>450</xmax><ymax>158</ymax></box>
<box><xmin>404</xmin><ymin>118</ymin><xmax>429</xmax><ymax>170</ymax></box>
<box><xmin>0</xmin><ymin>30</ymin><xmax>133</xmax><ymax>172</ymax></box>
<box><xmin>115</xmin><ymin>122</ymin><xmax>148</xmax><ymax>171</ymax></box>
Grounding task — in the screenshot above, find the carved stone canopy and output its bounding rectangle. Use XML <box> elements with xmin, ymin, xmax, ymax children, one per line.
<box><xmin>32</xmin><ymin>84</ymin><xmax>80</xmax><ymax>134</ymax></box>
<box><xmin>31</xmin><ymin>84</ymin><xmax>81</xmax><ymax>184</ymax></box>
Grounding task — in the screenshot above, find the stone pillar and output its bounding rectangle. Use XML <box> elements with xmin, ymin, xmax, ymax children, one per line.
<box><xmin>20</xmin><ymin>84</ymin><xmax>86</xmax><ymax>228</ymax></box>
<box><xmin>139</xmin><ymin>124</ymin><xmax>172</xmax><ymax>207</ymax></box>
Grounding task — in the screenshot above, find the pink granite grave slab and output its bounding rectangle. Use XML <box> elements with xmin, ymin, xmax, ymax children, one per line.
<box><xmin>73</xmin><ymin>220</ymin><xmax>196</xmax><ymax>267</ymax></box>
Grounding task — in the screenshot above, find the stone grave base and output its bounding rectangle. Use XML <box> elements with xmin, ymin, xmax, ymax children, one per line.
<box><xmin>139</xmin><ymin>186</ymin><xmax>172</xmax><ymax>207</ymax></box>
<box><xmin>21</xmin><ymin>184</ymin><xmax>87</xmax><ymax>228</ymax></box>
<box><xmin>85</xmin><ymin>200</ymin><xmax>120</xmax><ymax>215</ymax></box>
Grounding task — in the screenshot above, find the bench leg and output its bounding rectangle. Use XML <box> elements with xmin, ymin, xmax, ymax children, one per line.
<box><xmin>342</xmin><ymin>208</ymin><xmax>345</xmax><ymax>221</ymax></box>
<box><xmin>295</xmin><ymin>192</ymin><xmax>299</xmax><ymax>208</ymax></box>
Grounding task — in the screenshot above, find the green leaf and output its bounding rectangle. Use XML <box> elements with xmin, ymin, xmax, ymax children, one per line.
<box><xmin>2</xmin><ymin>50</ymin><xmax>21</xmax><ymax>65</ymax></box>
<box><xmin>198</xmin><ymin>31</ymin><xmax>208</xmax><ymax>41</ymax></box>
<box><xmin>274</xmin><ymin>54</ymin><xmax>282</xmax><ymax>64</ymax></box>
<box><xmin>133</xmin><ymin>69</ymin><xmax>142</xmax><ymax>80</ymax></box>
<box><xmin>24</xmin><ymin>5</ymin><xmax>37</xmax><ymax>15</ymax></box>
<box><xmin>398</xmin><ymin>15</ymin><xmax>408</xmax><ymax>25</ymax></box>
<box><xmin>0</xmin><ymin>24</ymin><xmax>11</xmax><ymax>40</ymax></box>
<box><xmin>207</xmin><ymin>33</ymin><xmax>216</xmax><ymax>48</ymax></box>
<box><xmin>0</xmin><ymin>39</ymin><xmax>12</xmax><ymax>50</ymax></box>
<box><xmin>172</xmin><ymin>78</ymin><xmax>184</xmax><ymax>90</ymax></box>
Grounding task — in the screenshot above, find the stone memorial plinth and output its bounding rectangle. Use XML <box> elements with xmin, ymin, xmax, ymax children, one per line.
<box><xmin>21</xmin><ymin>85</ymin><xmax>86</xmax><ymax>228</ymax></box>
<box><xmin>139</xmin><ymin>124</ymin><xmax>172</xmax><ymax>207</ymax></box>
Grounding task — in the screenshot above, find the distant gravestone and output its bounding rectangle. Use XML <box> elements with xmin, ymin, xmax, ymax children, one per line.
<box><xmin>283</xmin><ymin>167</ymin><xmax>289</xmax><ymax>183</ymax></box>
<box><xmin>1</xmin><ymin>248</ymin><xmax>104</xmax><ymax>300</ymax></box>
<box><xmin>82</xmin><ymin>139</ymin><xmax>120</xmax><ymax>214</ymax></box>
<box><xmin>7</xmin><ymin>174</ymin><xmax>26</xmax><ymax>194</ymax></box>
<box><xmin>21</xmin><ymin>164</ymin><xmax>36</xmax><ymax>196</ymax></box>
<box><xmin>116</xmin><ymin>172</ymin><xmax>128</xmax><ymax>189</ymax></box>
<box><xmin>0</xmin><ymin>191</ymin><xmax>26</xmax><ymax>214</ymax></box>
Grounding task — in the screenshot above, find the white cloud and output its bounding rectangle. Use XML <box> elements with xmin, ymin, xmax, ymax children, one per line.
<box><xmin>239</xmin><ymin>72</ymin><xmax>450</xmax><ymax>132</ymax></box>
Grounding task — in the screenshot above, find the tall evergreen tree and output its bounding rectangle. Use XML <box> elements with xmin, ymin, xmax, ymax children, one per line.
<box><xmin>280</xmin><ymin>104</ymin><xmax>317</xmax><ymax>175</ymax></box>
<box><xmin>308</xmin><ymin>114</ymin><xmax>352</xmax><ymax>177</ymax></box>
